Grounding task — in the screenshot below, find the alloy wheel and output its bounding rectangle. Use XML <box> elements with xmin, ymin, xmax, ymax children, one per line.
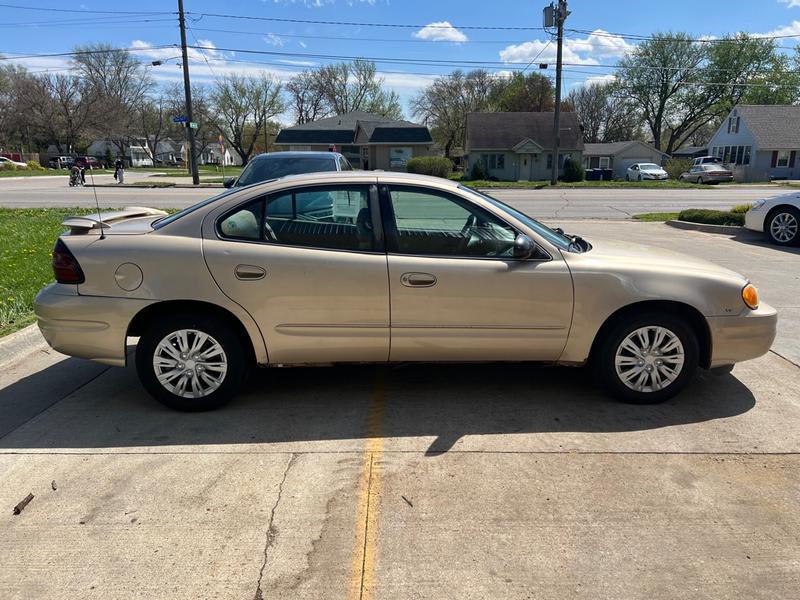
<box><xmin>770</xmin><ymin>212</ymin><xmax>798</xmax><ymax>243</ymax></box>
<box><xmin>152</xmin><ymin>329</ymin><xmax>228</xmax><ymax>398</ymax></box>
<box><xmin>614</xmin><ymin>326</ymin><xmax>685</xmax><ymax>393</ymax></box>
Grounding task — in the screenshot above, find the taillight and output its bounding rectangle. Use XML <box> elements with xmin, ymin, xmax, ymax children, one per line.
<box><xmin>52</xmin><ymin>238</ymin><xmax>85</xmax><ymax>284</ymax></box>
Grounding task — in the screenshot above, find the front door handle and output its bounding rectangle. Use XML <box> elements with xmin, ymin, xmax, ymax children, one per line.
<box><xmin>234</xmin><ymin>264</ymin><xmax>266</xmax><ymax>281</ymax></box>
<box><xmin>400</xmin><ymin>272</ymin><xmax>437</xmax><ymax>288</ymax></box>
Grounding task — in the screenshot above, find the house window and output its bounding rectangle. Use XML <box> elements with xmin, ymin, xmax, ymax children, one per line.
<box><xmin>599</xmin><ymin>157</ymin><xmax>610</xmax><ymax>169</ymax></box>
<box><xmin>777</xmin><ymin>150</ymin><xmax>790</xmax><ymax>168</ymax></box>
<box><xmin>727</xmin><ymin>117</ymin><xmax>740</xmax><ymax>134</ymax></box>
<box><xmin>480</xmin><ymin>153</ymin><xmax>505</xmax><ymax>171</ymax></box>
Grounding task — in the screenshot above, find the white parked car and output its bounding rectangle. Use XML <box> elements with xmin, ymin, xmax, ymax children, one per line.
<box><xmin>626</xmin><ymin>163</ymin><xmax>668</xmax><ymax>181</ymax></box>
<box><xmin>745</xmin><ymin>193</ymin><xmax>800</xmax><ymax>246</ymax></box>
<box><xmin>0</xmin><ymin>156</ymin><xmax>27</xmax><ymax>168</ymax></box>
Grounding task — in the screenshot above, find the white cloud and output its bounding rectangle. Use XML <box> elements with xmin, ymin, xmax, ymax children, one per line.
<box><xmin>760</xmin><ymin>19</ymin><xmax>800</xmax><ymax>37</ymax></box>
<box><xmin>413</xmin><ymin>21</ymin><xmax>468</xmax><ymax>43</ymax></box>
<box><xmin>499</xmin><ymin>29</ymin><xmax>634</xmax><ymax>66</ymax></box>
<box><xmin>264</xmin><ymin>33</ymin><xmax>285</xmax><ymax>47</ymax></box>
<box><xmin>584</xmin><ymin>74</ymin><xmax>617</xmax><ymax>86</ymax></box>
<box><xmin>779</xmin><ymin>0</ymin><xmax>800</xmax><ymax>7</ymax></box>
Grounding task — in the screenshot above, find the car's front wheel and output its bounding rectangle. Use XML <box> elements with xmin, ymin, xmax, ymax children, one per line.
<box><xmin>766</xmin><ymin>206</ymin><xmax>800</xmax><ymax>246</ymax></box>
<box><xmin>136</xmin><ymin>313</ymin><xmax>247</xmax><ymax>411</ymax></box>
<box><xmin>596</xmin><ymin>313</ymin><xmax>699</xmax><ymax>404</ymax></box>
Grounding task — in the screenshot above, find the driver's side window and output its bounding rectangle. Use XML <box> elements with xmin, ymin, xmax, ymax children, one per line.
<box><xmin>387</xmin><ymin>186</ymin><xmax>516</xmax><ymax>257</ymax></box>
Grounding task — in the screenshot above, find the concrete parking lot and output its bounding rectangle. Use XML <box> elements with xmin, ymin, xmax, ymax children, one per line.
<box><xmin>1</xmin><ymin>221</ymin><xmax>798</xmax><ymax>599</ymax></box>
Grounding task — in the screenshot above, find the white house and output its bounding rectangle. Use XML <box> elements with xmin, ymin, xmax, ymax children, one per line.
<box><xmin>707</xmin><ymin>105</ymin><xmax>800</xmax><ymax>181</ymax></box>
<box><xmin>181</xmin><ymin>142</ymin><xmax>242</xmax><ymax>166</ymax></box>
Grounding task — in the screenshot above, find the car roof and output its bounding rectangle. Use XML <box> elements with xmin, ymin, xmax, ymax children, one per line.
<box><xmin>249</xmin><ymin>151</ymin><xmax>343</xmax><ymax>161</ymax></box>
<box><xmin>262</xmin><ymin>170</ymin><xmax>462</xmax><ymax>188</ymax></box>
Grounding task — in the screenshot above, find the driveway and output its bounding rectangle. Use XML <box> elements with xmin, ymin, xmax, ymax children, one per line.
<box><xmin>1</xmin><ymin>222</ymin><xmax>798</xmax><ymax>599</ymax></box>
<box><xmin>0</xmin><ymin>174</ymin><xmax>787</xmax><ymax>219</ymax></box>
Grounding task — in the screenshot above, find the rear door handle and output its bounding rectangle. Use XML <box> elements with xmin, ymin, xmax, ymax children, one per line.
<box><xmin>400</xmin><ymin>272</ymin><xmax>437</xmax><ymax>288</ymax></box>
<box><xmin>234</xmin><ymin>264</ymin><xmax>266</xmax><ymax>281</ymax></box>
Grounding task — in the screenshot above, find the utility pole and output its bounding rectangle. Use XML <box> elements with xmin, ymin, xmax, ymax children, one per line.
<box><xmin>546</xmin><ymin>0</ymin><xmax>569</xmax><ymax>186</ymax></box>
<box><xmin>178</xmin><ymin>0</ymin><xmax>199</xmax><ymax>185</ymax></box>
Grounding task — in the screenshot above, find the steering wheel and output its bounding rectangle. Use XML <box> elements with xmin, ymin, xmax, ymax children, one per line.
<box><xmin>460</xmin><ymin>214</ymin><xmax>477</xmax><ymax>236</ymax></box>
<box><xmin>457</xmin><ymin>214</ymin><xmax>478</xmax><ymax>253</ymax></box>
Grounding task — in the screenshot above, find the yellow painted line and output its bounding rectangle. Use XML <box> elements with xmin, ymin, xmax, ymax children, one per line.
<box><xmin>349</xmin><ymin>369</ymin><xmax>387</xmax><ymax>600</ymax></box>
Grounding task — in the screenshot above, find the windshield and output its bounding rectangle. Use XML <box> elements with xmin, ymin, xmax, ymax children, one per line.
<box><xmin>640</xmin><ymin>164</ymin><xmax>661</xmax><ymax>171</ymax></box>
<box><xmin>236</xmin><ymin>156</ymin><xmax>338</xmax><ymax>186</ymax></box>
<box><xmin>459</xmin><ymin>185</ymin><xmax>574</xmax><ymax>250</ymax></box>
<box><xmin>152</xmin><ymin>188</ymin><xmax>243</xmax><ymax>229</ymax></box>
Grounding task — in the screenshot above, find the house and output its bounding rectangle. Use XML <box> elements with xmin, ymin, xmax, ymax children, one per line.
<box><xmin>87</xmin><ymin>139</ymin><xmax>154</xmax><ymax>167</ymax></box>
<box><xmin>707</xmin><ymin>105</ymin><xmax>800</xmax><ymax>181</ymax></box>
<box><xmin>181</xmin><ymin>141</ymin><xmax>242</xmax><ymax>166</ymax></box>
<box><xmin>582</xmin><ymin>141</ymin><xmax>669</xmax><ymax>179</ymax></box>
<box><xmin>671</xmin><ymin>146</ymin><xmax>708</xmax><ymax>160</ymax></box>
<box><xmin>464</xmin><ymin>112</ymin><xmax>584</xmax><ymax>181</ymax></box>
<box><xmin>274</xmin><ymin>111</ymin><xmax>434</xmax><ymax>171</ymax></box>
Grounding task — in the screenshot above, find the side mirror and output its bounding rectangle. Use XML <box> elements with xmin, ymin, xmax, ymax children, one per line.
<box><xmin>513</xmin><ymin>234</ymin><xmax>535</xmax><ymax>259</ymax></box>
<box><xmin>223</xmin><ymin>177</ymin><xmax>236</xmax><ymax>188</ymax></box>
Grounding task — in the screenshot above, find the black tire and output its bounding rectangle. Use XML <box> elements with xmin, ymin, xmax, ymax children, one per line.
<box><xmin>625</xmin><ymin>174</ymin><xmax>630</xmax><ymax>181</ymax></box>
<box><xmin>136</xmin><ymin>312</ymin><xmax>247</xmax><ymax>411</ymax></box>
<box><xmin>765</xmin><ymin>206</ymin><xmax>800</xmax><ymax>246</ymax></box>
<box><xmin>595</xmin><ymin>312</ymin><xmax>699</xmax><ymax>404</ymax></box>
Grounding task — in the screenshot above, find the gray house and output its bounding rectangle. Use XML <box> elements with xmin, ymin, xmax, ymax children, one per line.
<box><xmin>707</xmin><ymin>105</ymin><xmax>800</xmax><ymax>181</ymax></box>
<box><xmin>275</xmin><ymin>111</ymin><xmax>434</xmax><ymax>171</ymax></box>
<box><xmin>582</xmin><ymin>141</ymin><xmax>669</xmax><ymax>179</ymax></box>
<box><xmin>465</xmin><ymin>112</ymin><xmax>584</xmax><ymax>181</ymax></box>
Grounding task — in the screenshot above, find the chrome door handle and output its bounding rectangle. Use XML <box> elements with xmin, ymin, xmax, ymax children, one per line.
<box><xmin>234</xmin><ymin>264</ymin><xmax>266</xmax><ymax>281</ymax></box>
<box><xmin>400</xmin><ymin>272</ymin><xmax>437</xmax><ymax>288</ymax></box>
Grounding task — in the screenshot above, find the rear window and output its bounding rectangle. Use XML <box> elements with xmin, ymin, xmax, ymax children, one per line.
<box><xmin>236</xmin><ymin>156</ymin><xmax>338</xmax><ymax>187</ymax></box>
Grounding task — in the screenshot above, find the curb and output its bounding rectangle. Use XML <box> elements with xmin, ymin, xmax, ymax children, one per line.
<box><xmin>86</xmin><ymin>184</ymin><xmax>223</xmax><ymax>189</ymax></box>
<box><xmin>665</xmin><ymin>220</ymin><xmax>743</xmax><ymax>235</ymax></box>
<box><xmin>0</xmin><ymin>323</ymin><xmax>47</xmax><ymax>371</ymax></box>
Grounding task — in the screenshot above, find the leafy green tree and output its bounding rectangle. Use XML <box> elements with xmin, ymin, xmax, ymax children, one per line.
<box><xmin>489</xmin><ymin>72</ymin><xmax>554</xmax><ymax>112</ymax></box>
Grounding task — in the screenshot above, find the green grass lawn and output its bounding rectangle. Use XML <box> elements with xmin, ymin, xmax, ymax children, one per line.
<box><xmin>456</xmin><ymin>178</ymin><xmax>709</xmax><ymax>190</ymax></box>
<box><xmin>0</xmin><ymin>208</ymin><xmax>99</xmax><ymax>336</ymax></box>
<box><xmin>633</xmin><ymin>212</ymin><xmax>680</xmax><ymax>221</ymax></box>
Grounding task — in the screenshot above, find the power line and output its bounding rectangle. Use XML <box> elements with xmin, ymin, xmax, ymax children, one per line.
<box><xmin>566</xmin><ymin>27</ymin><xmax>800</xmax><ymax>44</ymax></box>
<box><xmin>0</xmin><ymin>45</ymin><xmax>177</xmax><ymax>61</ymax></box>
<box><xmin>0</xmin><ymin>17</ymin><xmax>177</xmax><ymax>29</ymax></box>
<box><xmin>188</xmin><ymin>12</ymin><xmax>546</xmax><ymax>31</ymax></box>
<box><xmin>0</xmin><ymin>3</ymin><xmax>174</xmax><ymax>15</ymax></box>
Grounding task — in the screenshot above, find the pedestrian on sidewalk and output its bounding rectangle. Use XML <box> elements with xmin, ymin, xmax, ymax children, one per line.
<box><xmin>114</xmin><ymin>157</ymin><xmax>125</xmax><ymax>184</ymax></box>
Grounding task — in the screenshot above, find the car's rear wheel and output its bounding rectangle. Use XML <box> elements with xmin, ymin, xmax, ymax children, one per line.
<box><xmin>596</xmin><ymin>313</ymin><xmax>699</xmax><ymax>404</ymax></box>
<box><xmin>136</xmin><ymin>314</ymin><xmax>246</xmax><ymax>411</ymax></box>
<box><xmin>766</xmin><ymin>206</ymin><xmax>800</xmax><ymax>246</ymax></box>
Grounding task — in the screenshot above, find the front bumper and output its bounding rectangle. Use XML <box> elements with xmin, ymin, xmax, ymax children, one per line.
<box><xmin>744</xmin><ymin>208</ymin><xmax>766</xmax><ymax>232</ymax></box>
<box><xmin>35</xmin><ymin>284</ymin><xmax>153</xmax><ymax>367</ymax></box>
<box><xmin>706</xmin><ymin>303</ymin><xmax>777</xmax><ymax>368</ymax></box>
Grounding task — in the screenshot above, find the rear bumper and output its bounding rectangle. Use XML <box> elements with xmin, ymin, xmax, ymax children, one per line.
<box><xmin>34</xmin><ymin>284</ymin><xmax>153</xmax><ymax>367</ymax></box>
<box><xmin>707</xmin><ymin>303</ymin><xmax>777</xmax><ymax>368</ymax></box>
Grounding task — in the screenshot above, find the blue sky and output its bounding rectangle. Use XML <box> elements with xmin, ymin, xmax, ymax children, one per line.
<box><xmin>2</xmin><ymin>0</ymin><xmax>799</xmax><ymax>120</ymax></box>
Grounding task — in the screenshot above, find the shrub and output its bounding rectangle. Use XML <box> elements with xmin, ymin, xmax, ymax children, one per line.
<box><xmin>470</xmin><ymin>159</ymin><xmax>487</xmax><ymax>181</ymax></box>
<box><xmin>406</xmin><ymin>156</ymin><xmax>453</xmax><ymax>179</ymax></box>
<box><xmin>678</xmin><ymin>209</ymin><xmax>744</xmax><ymax>226</ymax></box>
<box><xmin>562</xmin><ymin>157</ymin><xmax>585</xmax><ymax>182</ymax></box>
<box><xmin>664</xmin><ymin>158</ymin><xmax>692</xmax><ymax>180</ymax></box>
<box><xmin>0</xmin><ymin>163</ymin><xmax>17</xmax><ymax>171</ymax></box>
<box><xmin>26</xmin><ymin>160</ymin><xmax>45</xmax><ymax>171</ymax></box>
<box><xmin>730</xmin><ymin>204</ymin><xmax>751</xmax><ymax>214</ymax></box>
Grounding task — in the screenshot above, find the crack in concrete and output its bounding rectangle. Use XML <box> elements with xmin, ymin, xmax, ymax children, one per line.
<box><xmin>253</xmin><ymin>452</ymin><xmax>297</xmax><ymax>600</ymax></box>
<box><xmin>608</xmin><ymin>204</ymin><xmax>634</xmax><ymax>218</ymax></box>
<box><xmin>553</xmin><ymin>190</ymin><xmax>570</xmax><ymax>219</ymax></box>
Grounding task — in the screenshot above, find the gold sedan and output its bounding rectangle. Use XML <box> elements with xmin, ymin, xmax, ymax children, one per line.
<box><xmin>35</xmin><ymin>172</ymin><xmax>777</xmax><ymax>410</ymax></box>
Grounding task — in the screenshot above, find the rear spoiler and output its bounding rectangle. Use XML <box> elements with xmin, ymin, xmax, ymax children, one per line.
<box><xmin>62</xmin><ymin>206</ymin><xmax>168</xmax><ymax>234</ymax></box>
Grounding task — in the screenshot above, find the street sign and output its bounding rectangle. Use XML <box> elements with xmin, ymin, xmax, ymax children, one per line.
<box><xmin>173</xmin><ymin>116</ymin><xmax>188</xmax><ymax>123</ymax></box>
<box><xmin>189</xmin><ymin>122</ymin><xmax>199</xmax><ymax>129</ymax></box>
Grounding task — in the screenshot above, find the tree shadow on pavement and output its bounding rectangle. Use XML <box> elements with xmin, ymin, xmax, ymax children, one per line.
<box><xmin>0</xmin><ymin>358</ymin><xmax>757</xmax><ymax>454</ymax></box>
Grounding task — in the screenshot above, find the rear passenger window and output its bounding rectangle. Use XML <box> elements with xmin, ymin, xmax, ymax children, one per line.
<box><xmin>265</xmin><ymin>186</ymin><xmax>376</xmax><ymax>251</ymax></box>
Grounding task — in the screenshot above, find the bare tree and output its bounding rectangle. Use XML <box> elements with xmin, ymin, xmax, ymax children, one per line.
<box><xmin>567</xmin><ymin>81</ymin><xmax>643</xmax><ymax>143</ymax></box>
<box><xmin>312</xmin><ymin>60</ymin><xmax>402</xmax><ymax>119</ymax></box>
<box><xmin>210</xmin><ymin>73</ymin><xmax>285</xmax><ymax>166</ymax></box>
<box><xmin>411</xmin><ymin>70</ymin><xmax>495</xmax><ymax>159</ymax></box>
<box><xmin>286</xmin><ymin>71</ymin><xmax>329</xmax><ymax>124</ymax></box>
<box><xmin>72</xmin><ymin>43</ymin><xmax>153</xmax><ymax>155</ymax></box>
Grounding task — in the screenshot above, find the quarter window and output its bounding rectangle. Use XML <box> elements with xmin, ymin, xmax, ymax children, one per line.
<box><xmin>387</xmin><ymin>186</ymin><xmax>517</xmax><ymax>258</ymax></box>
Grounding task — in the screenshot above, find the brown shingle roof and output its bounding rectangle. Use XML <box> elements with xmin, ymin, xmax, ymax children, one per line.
<box><xmin>466</xmin><ymin>112</ymin><xmax>584</xmax><ymax>151</ymax></box>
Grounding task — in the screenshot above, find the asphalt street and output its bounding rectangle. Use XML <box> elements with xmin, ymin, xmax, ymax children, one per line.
<box><xmin>1</xmin><ymin>220</ymin><xmax>798</xmax><ymax>599</ymax></box>
<box><xmin>0</xmin><ymin>173</ymin><xmax>790</xmax><ymax>219</ymax></box>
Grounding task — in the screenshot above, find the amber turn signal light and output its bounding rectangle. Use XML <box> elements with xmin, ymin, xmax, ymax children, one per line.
<box><xmin>742</xmin><ymin>284</ymin><xmax>759</xmax><ymax>310</ymax></box>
